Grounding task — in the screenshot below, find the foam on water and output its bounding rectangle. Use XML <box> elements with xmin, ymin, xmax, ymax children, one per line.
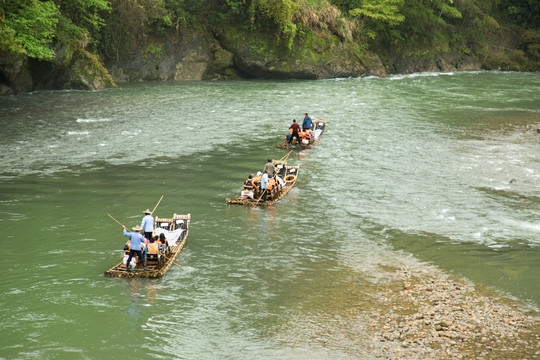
<box><xmin>76</xmin><ymin>118</ymin><xmax>112</xmax><ymax>123</ymax></box>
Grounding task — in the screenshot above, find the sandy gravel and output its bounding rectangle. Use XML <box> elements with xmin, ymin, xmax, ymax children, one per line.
<box><xmin>367</xmin><ymin>265</ymin><xmax>540</xmax><ymax>359</ymax></box>
<box><xmin>277</xmin><ymin>260</ymin><xmax>540</xmax><ymax>359</ymax></box>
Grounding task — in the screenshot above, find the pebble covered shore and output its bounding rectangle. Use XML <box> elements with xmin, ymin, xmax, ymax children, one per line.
<box><xmin>368</xmin><ymin>265</ymin><xmax>540</xmax><ymax>359</ymax></box>
<box><xmin>278</xmin><ymin>260</ymin><xmax>540</xmax><ymax>359</ymax></box>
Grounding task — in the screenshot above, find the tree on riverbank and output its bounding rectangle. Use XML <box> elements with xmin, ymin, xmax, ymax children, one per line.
<box><xmin>1</xmin><ymin>0</ymin><xmax>539</xmax><ymax>94</ymax></box>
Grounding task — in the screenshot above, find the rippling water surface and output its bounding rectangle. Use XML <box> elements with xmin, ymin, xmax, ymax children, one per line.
<box><xmin>1</xmin><ymin>72</ymin><xmax>539</xmax><ymax>359</ymax></box>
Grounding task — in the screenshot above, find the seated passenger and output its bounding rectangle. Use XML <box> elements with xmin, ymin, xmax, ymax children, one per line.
<box><xmin>244</xmin><ymin>174</ymin><xmax>256</xmax><ymax>190</ymax></box>
<box><xmin>147</xmin><ymin>238</ymin><xmax>161</xmax><ymax>259</ymax></box>
<box><xmin>252</xmin><ymin>171</ymin><xmax>263</xmax><ymax>197</ymax></box>
<box><xmin>267</xmin><ymin>177</ymin><xmax>276</xmax><ymax>196</ymax></box>
<box><xmin>252</xmin><ymin>171</ymin><xmax>262</xmax><ymax>184</ymax></box>
<box><xmin>159</xmin><ymin>233</ymin><xmax>168</xmax><ymax>252</ymax></box>
<box><xmin>241</xmin><ymin>189</ymin><xmax>254</xmax><ymax>199</ymax></box>
<box><xmin>301</xmin><ymin>129</ymin><xmax>311</xmax><ymax>145</ymax></box>
<box><xmin>275</xmin><ymin>174</ymin><xmax>285</xmax><ymax>189</ymax></box>
<box><xmin>124</xmin><ymin>240</ymin><xmax>131</xmax><ymax>254</ymax></box>
<box><xmin>286</xmin><ymin>128</ymin><xmax>293</xmax><ymax>142</ymax></box>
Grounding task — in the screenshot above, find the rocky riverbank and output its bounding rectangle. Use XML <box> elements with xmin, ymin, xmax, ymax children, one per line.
<box><xmin>277</xmin><ymin>258</ymin><xmax>540</xmax><ymax>359</ymax></box>
<box><xmin>368</xmin><ymin>265</ymin><xmax>540</xmax><ymax>359</ymax></box>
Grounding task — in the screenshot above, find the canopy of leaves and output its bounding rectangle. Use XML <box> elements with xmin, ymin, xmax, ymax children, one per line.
<box><xmin>499</xmin><ymin>0</ymin><xmax>540</xmax><ymax>29</ymax></box>
<box><xmin>249</xmin><ymin>0</ymin><xmax>298</xmax><ymax>48</ymax></box>
<box><xmin>349</xmin><ymin>0</ymin><xmax>405</xmax><ymax>26</ymax></box>
<box><xmin>1</xmin><ymin>0</ymin><xmax>110</xmax><ymax>61</ymax></box>
<box><xmin>2</xmin><ymin>1</ymin><xmax>60</xmax><ymax>60</ymax></box>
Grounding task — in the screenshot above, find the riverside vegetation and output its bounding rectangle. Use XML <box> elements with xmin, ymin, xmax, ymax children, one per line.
<box><xmin>1</xmin><ymin>0</ymin><xmax>540</xmax><ymax>94</ymax></box>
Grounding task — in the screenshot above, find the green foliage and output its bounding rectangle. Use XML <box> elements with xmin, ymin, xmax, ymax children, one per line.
<box><xmin>499</xmin><ymin>0</ymin><xmax>540</xmax><ymax>29</ymax></box>
<box><xmin>99</xmin><ymin>0</ymin><xmax>181</xmax><ymax>59</ymax></box>
<box><xmin>517</xmin><ymin>29</ymin><xmax>540</xmax><ymax>70</ymax></box>
<box><xmin>349</xmin><ymin>0</ymin><xmax>405</xmax><ymax>26</ymax></box>
<box><xmin>139</xmin><ymin>0</ymin><xmax>172</xmax><ymax>34</ymax></box>
<box><xmin>53</xmin><ymin>0</ymin><xmax>109</xmax><ymax>34</ymax></box>
<box><xmin>367</xmin><ymin>0</ymin><xmax>463</xmax><ymax>54</ymax></box>
<box><xmin>2</xmin><ymin>0</ymin><xmax>539</xmax><ymax>90</ymax></box>
<box><xmin>0</xmin><ymin>25</ymin><xmax>26</xmax><ymax>56</ymax></box>
<box><xmin>162</xmin><ymin>0</ymin><xmax>211</xmax><ymax>28</ymax></box>
<box><xmin>100</xmin><ymin>0</ymin><xmax>146</xmax><ymax>58</ymax></box>
<box><xmin>434</xmin><ymin>0</ymin><xmax>462</xmax><ymax>20</ymax></box>
<box><xmin>248</xmin><ymin>0</ymin><xmax>298</xmax><ymax>48</ymax></box>
<box><xmin>224</xmin><ymin>0</ymin><xmax>247</xmax><ymax>14</ymax></box>
<box><xmin>3</xmin><ymin>0</ymin><xmax>60</xmax><ymax>60</ymax></box>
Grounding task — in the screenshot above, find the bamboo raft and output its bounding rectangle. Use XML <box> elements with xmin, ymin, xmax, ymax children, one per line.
<box><xmin>226</xmin><ymin>160</ymin><xmax>299</xmax><ymax>206</ymax></box>
<box><xmin>276</xmin><ymin>119</ymin><xmax>326</xmax><ymax>150</ymax></box>
<box><xmin>104</xmin><ymin>213</ymin><xmax>190</xmax><ymax>278</ymax></box>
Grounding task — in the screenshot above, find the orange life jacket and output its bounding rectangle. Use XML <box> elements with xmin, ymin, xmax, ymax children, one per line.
<box><xmin>147</xmin><ymin>242</ymin><xmax>160</xmax><ymax>254</ymax></box>
<box><xmin>268</xmin><ymin>178</ymin><xmax>276</xmax><ymax>191</ymax></box>
<box><xmin>244</xmin><ymin>179</ymin><xmax>256</xmax><ymax>189</ymax></box>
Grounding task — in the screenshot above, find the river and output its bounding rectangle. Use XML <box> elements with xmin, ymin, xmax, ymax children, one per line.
<box><xmin>1</xmin><ymin>71</ymin><xmax>539</xmax><ymax>359</ymax></box>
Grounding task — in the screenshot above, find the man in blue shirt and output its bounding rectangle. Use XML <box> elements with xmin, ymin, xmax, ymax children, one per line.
<box><xmin>260</xmin><ymin>170</ymin><xmax>269</xmax><ymax>202</ymax></box>
<box><xmin>141</xmin><ymin>209</ymin><xmax>154</xmax><ymax>242</ymax></box>
<box><xmin>302</xmin><ymin>113</ymin><xmax>313</xmax><ymax>131</ymax></box>
<box><xmin>123</xmin><ymin>225</ymin><xmax>146</xmax><ymax>270</ymax></box>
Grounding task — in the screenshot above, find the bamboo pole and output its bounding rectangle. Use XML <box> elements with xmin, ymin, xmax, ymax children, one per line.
<box><xmin>171</xmin><ymin>261</ymin><xmax>185</xmax><ymax>270</ymax></box>
<box><xmin>251</xmin><ymin>189</ymin><xmax>267</xmax><ymax>208</ymax></box>
<box><xmin>164</xmin><ymin>254</ymin><xmax>185</xmax><ymax>270</ymax></box>
<box><xmin>279</xmin><ymin>149</ymin><xmax>293</xmax><ymax>162</ymax></box>
<box><xmin>107</xmin><ymin>213</ymin><xmax>127</xmax><ymax>229</ymax></box>
<box><xmin>151</xmin><ymin>195</ymin><xmax>164</xmax><ymax>216</ymax></box>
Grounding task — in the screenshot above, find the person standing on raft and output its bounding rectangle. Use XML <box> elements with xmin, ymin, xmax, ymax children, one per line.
<box><xmin>302</xmin><ymin>113</ymin><xmax>313</xmax><ymax>131</ymax></box>
<box><xmin>260</xmin><ymin>170</ymin><xmax>269</xmax><ymax>201</ymax></box>
<box><xmin>288</xmin><ymin>119</ymin><xmax>301</xmax><ymax>145</ymax></box>
<box><xmin>123</xmin><ymin>225</ymin><xmax>146</xmax><ymax>270</ymax></box>
<box><xmin>141</xmin><ymin>209</ymin><xmax>154</xmax><ymax>242</ymax></box>
<box><xmin>263</xmin><ymin>159</ymin><xmax>275</xmax><ymax>177</ymax></box>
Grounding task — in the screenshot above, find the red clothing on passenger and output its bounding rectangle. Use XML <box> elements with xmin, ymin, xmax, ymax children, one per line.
<box><xmin>289</xmin><ymin>123</ymin><xmax>301</xmax><ymax>133</ymax></box>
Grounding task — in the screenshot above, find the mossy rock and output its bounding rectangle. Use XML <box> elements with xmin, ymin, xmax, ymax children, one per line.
<box><xmin>217</xmin><ymin>27</ymin><xmax>376</xmax><ymax>79</ymax></box>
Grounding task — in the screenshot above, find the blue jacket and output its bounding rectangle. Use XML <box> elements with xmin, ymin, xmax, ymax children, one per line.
<box><xmin>123</xmin><ymin>229</ymin><xmax>144</xmax><ymax>250</ymax></box>
<box><xmin>302</xmin><ymin>116</ymin><xmax>312</xmax><ymax>129</ymax></box>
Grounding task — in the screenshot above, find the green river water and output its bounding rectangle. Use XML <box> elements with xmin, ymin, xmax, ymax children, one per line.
<box><xmin>1</xmin><ymin>72</ymin><xmax>539</xmax><ymax>359</ymax></box>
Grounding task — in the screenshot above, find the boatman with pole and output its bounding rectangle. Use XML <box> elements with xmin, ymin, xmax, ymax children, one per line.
<box><xmin>141</xmin><ymin>209</ymin><xmax>154</xmax><ymax>242</ymax></box>
<box><xmin>288</xmin><ymin>119</ymin><xmax>301</xmax><ymax>145</ymax></box>
<box><xmin>260</xmin><ymin>170</ymin><xmax>269</xmax><ymax>202</ymax></box>
<box><xmin>263</xmin><ymin>159</ymin><xmax>275</xmax><ymax>177</ymax></box>
<box><xmin>123</xmin><ymin>225</ymin><xmax>146</xmax><ymax>270</ymax></box>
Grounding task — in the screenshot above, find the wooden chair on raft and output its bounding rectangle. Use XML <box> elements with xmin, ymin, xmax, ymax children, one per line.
<box><xmin>146</xmin><ymin>253</ymin><xmax>161</xmax><ymax>269</ymax></box>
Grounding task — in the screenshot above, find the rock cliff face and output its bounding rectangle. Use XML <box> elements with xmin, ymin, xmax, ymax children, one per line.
<box><xmin>216</xmin><ymin>28</ymin><xmax>385</xmax><ymax>79</ymax></box>
<box><xmin>1</xmin><ymin>27</ymin><xmax>487</xmax><ymax>96</ymax></box>
<box><xmin>104</xmin><ymin>29</ymin><xmax>385</xmax><ymax>84</ymax></box>
<box><xmin>104</xmin><ymin>28</ymin><xmax>485</xmax><ymax>85</ymax></box>
<box><xmin>0</xmin><ymin>44</ymin><xmax>114</xmax><ymax>96</ymax></box>
<box><xmin>388</xmin><ymin>54</ymin><xmax>482</xmax><ymax>74</ymax></box>
<box><xmin>105</xmin><ymin>32</ymin><xmax>239</xmax><ymax>82</ymax></box>
<box><xmin>0</xmin><ymin>54</ymin><xmax>33</xmax><ymax>95</ymax></box>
